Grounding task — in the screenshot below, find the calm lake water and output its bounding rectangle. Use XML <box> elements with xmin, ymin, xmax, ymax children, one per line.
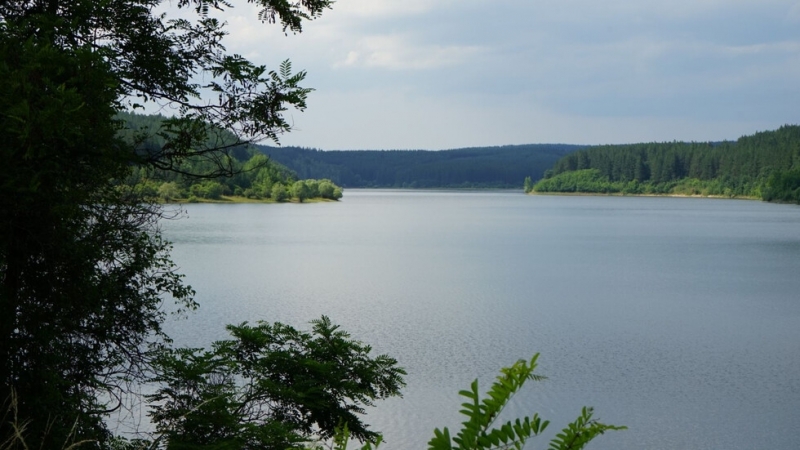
<box><xmin>161</xmin><ymin>190</ymin><xmax>800</xmax><ymax>449</ymax></box>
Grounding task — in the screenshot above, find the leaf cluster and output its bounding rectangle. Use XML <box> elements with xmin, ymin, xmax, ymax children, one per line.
<box><xmin>329</xmin><ymin>354</ymin><xmax>624</xmax><ymax>450</ymax></box>
<box><xmin>547</xmin><ymin>407</ymin><xmax>626</xmax><ymax>450</ymax></box>
<box><xmin>179</xmin><ymin>0</ymin><xmax>333</xmax><ymax>33</ymax></box>
<box><xmin>146</xmin><ymin>316</ymin><xmax>406</xmax><ymax>449</ymax></box>
<box><xmin>428</xmin><ymin>355</ymin><xmax>548</xmax><ymax>450</ymax></box>
<box><xmin>426</xmin><ymin>354</ymin><xmax>624</xmax><ymax>450</ymax></box>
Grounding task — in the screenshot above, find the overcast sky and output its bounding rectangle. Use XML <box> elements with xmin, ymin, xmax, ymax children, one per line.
<box><xmin>193</xmin><ymin>0</ymin><xmax>800</xmax><ymax>149</ymax></box>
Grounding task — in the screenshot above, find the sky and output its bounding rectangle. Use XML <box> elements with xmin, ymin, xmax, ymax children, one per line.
<box><xmin>180</xmin><ymin>0</ymin><xmax>800</xmax><ymax>150</ymax></box>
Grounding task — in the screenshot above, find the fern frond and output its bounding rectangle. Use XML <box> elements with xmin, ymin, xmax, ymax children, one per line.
<box><xmin>427</xmin><ymin>353</ymin><xmax>622</xmax><ymax>450</ymax></box>
<box><xmin>279</xmin><ymin>59</ymin><xmax>292</xmax><ymax>79</ymax></box>
<box><xmin>547</xmin><ymin>407</ymin><xmax>627</xmax><ymax>450</ymax></box>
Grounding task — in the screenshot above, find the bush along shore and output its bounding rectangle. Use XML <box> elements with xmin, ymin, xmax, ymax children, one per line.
<box><xmin>132</xmin><ymin>177</ymin><xmax>344</xmax><ymax>204</ymax></box>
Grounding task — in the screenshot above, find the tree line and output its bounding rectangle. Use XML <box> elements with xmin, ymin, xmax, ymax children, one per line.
<box><xmin>120</xmin><ymin>112</ymin><xmax>343</xmax><ymax>202</ymax></box>
<box><xmin>258</xmin><ymin>144</ymin><xmax>582</xmax><ymax>188</ymax></box>
<box><xmin>529</xmin><ymin>125</ymin><xmax>800</xmax><ymax>202</ymax></box>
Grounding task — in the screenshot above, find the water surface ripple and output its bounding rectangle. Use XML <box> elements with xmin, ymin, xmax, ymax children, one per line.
<box><xmin>162</xmin><ymin>191</ymin><xmax>800</xmax><ymax>450</ymax></box>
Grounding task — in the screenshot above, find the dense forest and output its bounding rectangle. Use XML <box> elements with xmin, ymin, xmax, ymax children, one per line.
<box><xmin>530</xmin><ymin>125</ymin><xmax>800</xmax><ymax>202</ymax></box>
<box><xmin>257</xmin><ymin>144</ymin><xmax>582</xmax><ymax>188</ymax></box>
<box><xmin>119</xmin><ymin>112</ymin><xmax>343</xmax><ymax>202</ymax></box>
<box><xmin>119</xmin><ymin>115</ymin><xmax>800</xmax><ymax>202</ymax></box>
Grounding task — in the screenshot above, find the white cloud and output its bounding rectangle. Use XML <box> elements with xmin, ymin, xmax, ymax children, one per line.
<box><xmin>333</xmin><ymin>35</ymin><xmax>484</xmax><ymax>70</ymax></box>
<box><xmin>719</xmin><ymin>40</ymin><xmax>800</xmax><ymax>56</ymax></box>
<box><xmin>338</xmin><ymin>51</ymin><xmax>360</xmax><ymax>67</ymax></box>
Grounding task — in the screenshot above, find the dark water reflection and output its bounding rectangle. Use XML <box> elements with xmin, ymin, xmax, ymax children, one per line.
<box><xmin>162</xmin><ymin>191</ymin><xmax>800</xmax><ymax>449</ymax></box>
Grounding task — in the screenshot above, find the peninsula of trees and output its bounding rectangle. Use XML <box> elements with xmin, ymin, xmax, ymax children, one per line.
<box><xmin>120</xmin><ymin>112</ymin><xmax>343</xmax><ymax>202</ymax></box>
<box><xmin>528</xmin><ymin>125</ymin><xmax>800</xmax><ymax>203</ymax></box>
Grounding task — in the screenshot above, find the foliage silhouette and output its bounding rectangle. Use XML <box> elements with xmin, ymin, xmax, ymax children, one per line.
<box><xmin>1</xmin><ymin>0</ymin><xmax>331</xmax><ymax>447</ymax></box>
<box><xmin>326</xmin><ymin>355</ymin><xmax>624</xmax><ymax>450</ymax></box>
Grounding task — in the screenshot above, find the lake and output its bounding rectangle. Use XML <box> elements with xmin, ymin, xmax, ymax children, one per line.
<box><xmin>161</xmin><ymin>190</ymin><xmax>800</xmax><ymax>449</ymax></box>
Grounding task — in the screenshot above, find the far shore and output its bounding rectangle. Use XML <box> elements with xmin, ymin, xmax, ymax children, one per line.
<box><xmin>528</xmin><ymin>191</ymin><xmax>761</xmax><ymax>201</ymax></box>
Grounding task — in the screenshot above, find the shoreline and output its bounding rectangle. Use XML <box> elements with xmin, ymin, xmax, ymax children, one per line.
<box><xmin>528</xmin><ymin>191</ymin><xmax>761</xmax><ymax>201</ymax></box>
<box><xmin>163</xmin><ymin>195</ymin><xmax>338</xmax><ymax>204</ymax></box>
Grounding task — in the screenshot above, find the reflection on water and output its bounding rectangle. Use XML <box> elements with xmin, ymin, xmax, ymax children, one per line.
<box><xmin>162</xmin><ymin>191</ymin><xmax>800</xmax><ymax>450</ymax></box>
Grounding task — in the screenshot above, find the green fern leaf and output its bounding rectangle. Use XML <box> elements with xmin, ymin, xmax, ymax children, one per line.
<box><xmin>279</xmin><ymin>59</ymin><xmax>292</xmax><ymax>79</ymax></box>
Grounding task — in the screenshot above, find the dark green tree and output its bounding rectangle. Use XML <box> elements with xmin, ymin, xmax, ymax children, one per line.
<box><xmin>0</xmin><ymin>27</ymin><xmax>195</xmax><ymax>447</ymax></box>
<box><xmin>1</xmin><ymin>0</ymin><xmax>331</xmax><ymax>447</ymax></box>
<box><xmin>763</xmin><ymin>168</ymin><xmax>800</xmax><ymax>202</ymax></box>
<box><xmin>147</xmin><ymin>317</ymin><xmax>405</xmax><ymax>449</ymax></box>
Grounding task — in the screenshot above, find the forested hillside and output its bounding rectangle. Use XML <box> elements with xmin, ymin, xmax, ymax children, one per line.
<box><xmin>119</xmin><ymin>112</ymin><xmax>342</xmax><ymax>201</ymax></box>
<box><xmin>531</xmin><ymin>125</ymin><xmax>800</xmax><ymax>202</ymax></box>
<box><xmin>257</xmin><ymin>144</ymin><xmax>582</xmax><ymax>188</ymax></box>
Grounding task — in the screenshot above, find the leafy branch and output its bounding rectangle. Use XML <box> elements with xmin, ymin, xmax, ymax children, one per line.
<box><xmin>329</xmin><ymin>354</ymin><xmax>624</xmax><ymax>450</ymax></box>
<box><xmin>428</xmin><ymin>355</ymin><xmax>549</xmax><ymax>450</ymax></box>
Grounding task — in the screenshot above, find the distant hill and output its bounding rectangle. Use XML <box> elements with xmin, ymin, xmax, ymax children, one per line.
<box><xmin>531</xmin><ymin>125</ymin><xmax>800</xmax><ymax>203</ymax></box>
<box><xmin>255</xmin><ymin>144</ymin><xmax>583</xmax><ymax>189</ymax></box>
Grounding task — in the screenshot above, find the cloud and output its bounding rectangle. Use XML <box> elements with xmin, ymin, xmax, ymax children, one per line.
<box><xmin>789</xmin><ymin>2</ymin><xmax>800</xmax><ymax>22</ymax></box>
<box><xmin>153</xmin><ymin>0</ymin><xmax>800</xmax><ymax>148</ymax></box>
<box><xmin>719</xmin><ymin>41</ymin><xmax>800</xmax><ymax>56</ymax></box>
<box><xmin>277</xmin><ymin>86</ymin><xmax>778</xmax><ymax>149</ymax></box>
<box><xmin>333</xmin><ymin>34</ymin><xmax>484</xmax><ymax>70</ymax></box>
<box><xmin>531</xmin><ymin>0</ymin><xmax>792</xmax><ymax>23</ymax></box>
<box><xmin>333</xmin><ymin>0</ymin><xmax>434</xmax><ymax>18</ymax></box>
